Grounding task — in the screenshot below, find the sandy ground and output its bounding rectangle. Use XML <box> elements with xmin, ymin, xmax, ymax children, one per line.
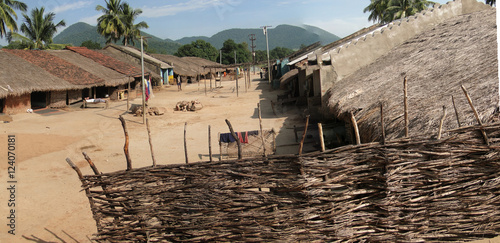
<box><xmin>0</xmin><ymin>75</ymin><xmax>311</xmax><ymax>242</ymax></box>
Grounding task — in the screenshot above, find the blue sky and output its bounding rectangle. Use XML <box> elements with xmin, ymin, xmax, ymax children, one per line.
<box><xmin>1</xmin><ymin>0</ymin><xmax>450</xmax><ymax>45</ymax></box>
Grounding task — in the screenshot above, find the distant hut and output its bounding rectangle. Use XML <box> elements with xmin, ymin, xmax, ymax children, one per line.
<box><xmin>326</xmin><ymin>8</ymin><xmax>498</xmax><ymax>143</ymax></box>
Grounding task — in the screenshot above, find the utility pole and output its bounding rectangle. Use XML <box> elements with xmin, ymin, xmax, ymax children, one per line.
<box><xmin>140</xmin><ymin>37</ymin><xmax>146</xmax><ymax>124</ymax></box>
<box><xmin>261</xmin><ymin>26</ymin><xmax>272</xmax><ymax>84</ymax></box>
<box><xmin>249</xmin><ymin>34</ymin><xmax>256</xmax><ymax>74</ymax></box>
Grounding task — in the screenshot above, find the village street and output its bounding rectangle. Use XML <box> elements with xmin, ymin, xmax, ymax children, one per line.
<box><xmin>0</xmin><ymin>75</ymin><xmax>309</xmax><ymax>242</ymax></box>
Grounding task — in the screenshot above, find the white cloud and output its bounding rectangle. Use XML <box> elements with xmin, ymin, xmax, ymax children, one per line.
<box><xmin>79</xmin><ymin>14</ymin><xmax>101</xmax><ymax>26</ymax></box>
<box><xmin>141</xmin><ymin>0</ymin><xmax>230</xmax><ymax>18</ymax></box>
<box><xmin>306</xmin><ymin>16</ymin><xmax>372</xmax><ymax>38</ymax></box>
<box><xmin>52</xmin><ymin>1</ymin><xmax>93</xmax><ymax>14</ymax></box>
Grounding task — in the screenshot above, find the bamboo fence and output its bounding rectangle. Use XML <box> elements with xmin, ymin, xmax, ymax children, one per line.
<box><xmin>70</xmin><ymin>121</ymin><xmax>500</xmax><ymax>242</ymax></box>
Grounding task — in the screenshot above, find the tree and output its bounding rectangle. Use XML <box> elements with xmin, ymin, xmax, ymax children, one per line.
<box><xmin>81</xmin><ymin>40</ymin><xmax>102</xmax><ymax>49</ymax></box>
<box><xmin>0</xmin><ymin>0</ymin><xmax>27</xmax><ymax>38</ymax></box>
<box><xmin>175</xmin><ymin>39</ymin><xmax>218</xmax><ymax>61</ymax></box>
<box><xmin>8</xmin><ymin>7</ymin><xmax>65</xmax><ymax>49</ymax></box>
<box><xmin>486</xmin><ymin>0</ymin><xmax>495</xmax><ymax>6</ymax></box>
<box><xmin>96</xmin><ymin>0</ymin><xmax>147</xmax><ymax>45</ymax></box>
<box><xmin>219</xmin><ymin>39</ymin><xmax>251</xmax><ymax>65</ymax></box>
<box><xmin>121</xmin><ymin>2</ymin><xmax>148</xmax><ymax>46</ymax></box>
<box><xmin>364</xmin><ymin>0</ymin><xmax>435</xmax><ymax>24</ymax></box>
<box><xmin>270</xmin><ymin>47</ymin><xmax>294</xmax><ymax>60</ymax></box>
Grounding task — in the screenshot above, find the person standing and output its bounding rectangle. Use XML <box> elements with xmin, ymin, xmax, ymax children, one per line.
<box><xmin>177</xmin><ymin>75</ymin><xmax>182</xmax><ymax>91</ymax></box>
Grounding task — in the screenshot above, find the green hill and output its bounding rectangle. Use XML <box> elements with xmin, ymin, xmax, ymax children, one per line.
<box><xmin>177</xmin><ymin>24</ymin><xmax>340</xmax><ymax>50</ymax></box>
<box><xmin>54</xmin><ymin>22</ymin><xmax>340</xmax><ymax>54</ymax></box>
<box><xmin>53</xmin><ymin>22</ymin><xmax>181</xmax><ymax>54</ymax></box>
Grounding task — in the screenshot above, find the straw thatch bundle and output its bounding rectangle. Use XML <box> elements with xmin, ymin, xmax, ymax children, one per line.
<box><xmin>74</xmin><ymin>121</ymin><xmax>500</xmax><ymax>242</ymax></box>
<box><xmin>326</xmin><ymin>9</ymin><xmax>498</xmax><ymax>143</ymax></box>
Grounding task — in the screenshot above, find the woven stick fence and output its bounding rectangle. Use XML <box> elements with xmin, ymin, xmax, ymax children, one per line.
<box><xmin>70</xmin><ymin>121</ymin><xmax>500</xmax><ymax>242</ymax></box>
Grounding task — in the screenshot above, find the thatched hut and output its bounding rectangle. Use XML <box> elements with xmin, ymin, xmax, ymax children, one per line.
<box><xmin>151</xmin><ymin>54</ymin><xmax>222</xmax><ymax>84</ymax></box>
<box><xmin>0</xmin><ymin>50</ymin><xmax>75</xmax><ymax>113</ymax></box>
<box><xmin>326</xmin><ymin>8</ymin><xmax>498</xmax><ymax>143</ymax></box>
<box><xmin>99</xmin><ymin>44</ymin><xmax>172</xmax><ymax>86</ymax></box>
<box><xmin>48</xmin><ymin>50</ymin><xmax>137</xmax><ymax>101</ymax></box>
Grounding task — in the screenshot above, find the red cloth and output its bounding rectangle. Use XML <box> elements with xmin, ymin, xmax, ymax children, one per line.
<box><xmin>237</xmin><ymin>132</ymin><xmax>248</xmax><ymax>144</ymax></box>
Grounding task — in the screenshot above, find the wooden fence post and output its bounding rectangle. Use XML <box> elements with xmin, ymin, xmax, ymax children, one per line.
<box><xmin>184</xmin><ymin>122</ymin><xmax>189</xmax><ymax>164</ymax></box>
<box><xmin>258</xmin><ymin>103</ymin><xmax>267</xmax><ymax>157</ymax></box>
<box><xmin>119</xmin><ymin>116</ymin><xmax>132</xmax><ymax>171</ymax></box>
<box><xmin>299</xmin><ymin>115</ymin><xmax>310</xmax><ymax>156</ymax></box>
<box><xmin>437</xmin><ymin>106</ymin><xmax>447</xmax><ymax>140</ymax></box>
<box><xmin>318</xmin><ymin>123</ymin><xmax>325</xmax><ymax>152</ymax></box>
<box><xmin>351</xmin><ymin>112</ymin><xmax>361</xmax><ymax>145</ymax></box>
<box><xmin>209</xmin><ymin>125</ymin><xmax>213</xmax><ymax>162</ymax></box>
<box><xmin>146</xmin><ymin>118</ymin><xmax>157</xmax><ymax>167</ymax></box>
<box><xmin>225</xmin><ymin>119</ymin><xmax>242</xmax><ymax>159</ymax></box>
<box><xmin>404</xmin><ymin>76</ymin><xmax>409</xmax><ymax>138</ymax></box>
<box><xmin>461</xmin><ymin>85</ymin><xmax>489</xmax><ymax>145</ymax></box>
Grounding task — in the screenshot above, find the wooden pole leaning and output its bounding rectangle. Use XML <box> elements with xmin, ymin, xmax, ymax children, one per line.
<box><xmin>225</xmin><ymin>119</ymin><xmax>242</xmax><ymax>160</ymax></box>
<box><xmin>119</xmin><ymin>115</ymin><xmax>132</xmax><ymax>171</ymax></box>
<box><xmin>299</xmin><ymin>115</ymin><xmax>310</xmax><ymax>156</ymax></box>
<box><xmin>461</xmin><ymin>85</ymin><xmax>489</xmax><ymax>145</ymax></box>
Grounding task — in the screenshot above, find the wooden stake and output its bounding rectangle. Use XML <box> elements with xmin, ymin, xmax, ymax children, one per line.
<box><xmin>437</xmin><ymin>106</ymin><xmax>447</xmax><ymax>140</ymax></box>
<box><xmin>146</xmin><ymin>118</ymin><xmax>157</xmax><ymax>167</ymax></box>
<box><xmin>380</xmin><ymin>103</ymin><xmax>386</xmax><ymax>145</ymax></box>
<box><xmin>65</xmin><ymin>158</ymin><xmax>99</xmax><ymax>227</ymax></box>
<box><xmin>351</xmin><ymin>112</ymin><xmax>361</xmax><ymax>145</ymax></box>
<box><xmin>404</xmin><ymin>76</ymin><xmax>409</xmax><ymax>138</ymax></box>
<box><xmin>298</xmin><ymin>115</ymin><xmax>310</xmax><ymax>156</ymax></box>
<box><xmin>127</xmin><ymin>80</ymin><xmax>130</xmax><ymax>111</ymax></box>
<box><xmin>204</xmin><ymin>79</ymin><xmax>207</xmax><ymax>96</ymax></box>
<box><xmin>225</xmin><ymin>119</ymin><xmax>242</xmax><ymax>159</ymax></box>
<box><xmin>82</xmin><ymin>152</ymin><xmax>100</xmax><ymax>175</ymax></box>
<box><xmin>208</xmin><ymin>125</ymin><xmax>213</xmax><ymax>162</ymax></box>
<box><xmin>236</xmin><ymin>68</ymin><xmax>239</xmax><ymax>97</ymax></box>
<box><xmin>184</xmin><ymin>122</ymin><xmax>189</xmax><ymax>164</ymax></box>
<box><xmin>451</xmin><ymin>95</ymin><xmax>461</xmax><ymax>127</ymax></box>
<box><xmin>119</xmin><ymin>115</ymin><xmax>132</xmax><ymax>171</ymax></box>
<box><xmin>318</xmin><ymin>123</ymin><xmax>325</xmax><ymax>152</ymax></box>
<box><xmin>258</xmin><ymin>103</ymin><xmax>267</xmax><ymax>157</ymax></box>
<box><xmin>218</xmin><ymin>132</ymin><xmax>222</xmax><ymax>161</ymax></box>
<box><xmin>461</xmin><ymin>85</ymin><xmax>489</xmax><ymax>145</ymax></box>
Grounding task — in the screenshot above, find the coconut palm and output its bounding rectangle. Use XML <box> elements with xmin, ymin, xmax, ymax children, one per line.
<box><xmin>121</xmin><ymin>2</ymin><xmax>148</xmax><ymax>46</ymax></box>
<box><xmin>387</xmin><ymin>0</ymin><xmax>435</xmax><ymax>20</ymax></box>
<box><xmin>0</xmin><ymin>0</ymin><xmax>27</xmax><ymax>38</ymax></box>
<box><xmin>364</xmin><ymin>0</ymin><xmax>435</xmax><ymax>24</ymax></box>
<box><xmin>364</xmin><ymin>0</ymin><xmax>392</xmax><ymax>24</ymax></box>
<box><xmin>96</xmin><ymin>0</ymin><xmax>125</xmax><ymax>44</ymax></box>
<box><xmin>8</xmin><ymin>7</ymin><xmax>65</xmax><ymax>49</ymax></box>
<box><xmin>486</xmin><ymin>0</ymin><xmax>495</xmax><ymax>6</ymax></box>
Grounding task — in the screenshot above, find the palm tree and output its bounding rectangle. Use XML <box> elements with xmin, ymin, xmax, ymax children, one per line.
<box><xmin>0</xmin><ymin>0</ymin><xmax>27</xmax><ymax>38</ymax></box>
<box><xmin>8</xmin><ymin>7</ymin><xmax>65</xmax><ymax>49</ymax></box>
<box><xmin>121</xmin><ymin>2</ymin><xmax>148</xmax><ymax>46</ymax></box>
<box><xmin>387</xmin><ymin>0</ymin><xmax>435</xmax><ymax>20</ymax></box>
<box><xmin>486</xmin><ymin>0</ymin><xmax>495</xmax><ymax>6</ymax></box>
<box><xmin>96</xmin><ymin>0</ymin><xmax>125</xmax><ymax>44</ymax></box>
<box><xmin>364</xmin><ymin>0</ymin><xmax>392</xmax><ymax>24</ymax></box>
<box><xmin>364</xmin><ymin>0</ymin><xmax>435</xmax><ymax>24</ymax></box>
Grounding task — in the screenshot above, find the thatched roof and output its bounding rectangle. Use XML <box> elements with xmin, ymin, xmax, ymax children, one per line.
<box><xmin>182</xmin><ymin>56</ymin><xmax>226</xmax><ymax>72</ymax></box>
<box><xmin>0</xmin><ymin>50</ymin><xmax>75</xmax><ymax>98</ymax></box>
<box><xmin>67</xmin><ymin>46</ymin><xmax>142</xmax><ymax>77</ymax></box>
<box><xmin>151</xmin><ymin>54</ymin><xmax>201</xmax><ymax>77</ymax></box>
<box><xmin>5</xmin><ymin>49</ymin><xmax>105</xmax><ymax>86</ymax></box>
<box><xmin>48</xmin><ymin>50</ymin><xmax>132</xmax><ymax>87</ymax></box>
<box><xmin>96</xmin><ymin>48</ymin><xmax>162</xmax><ymax>81</ymax></box>
<box><xmin>326</xmin><ymin>8</ymin><xmax>498</xmax><ymax>142</ymax></box>
<box><xmin>103</xmin><ymin>44</ymin><xmax>172</xmax><ymax>69</ymax></box>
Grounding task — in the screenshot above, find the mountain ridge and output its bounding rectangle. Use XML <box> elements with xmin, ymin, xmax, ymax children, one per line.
<box><xmin>54</xmin><ymin>22</ymin><xmax>340</xmax><ymax>54</ymax></box>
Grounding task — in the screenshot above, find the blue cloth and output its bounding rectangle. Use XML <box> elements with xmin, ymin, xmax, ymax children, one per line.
<box><xmin>220</xmin><ymin>133</ymin><xmax>237</xmax><ymax>143</ymax></box>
